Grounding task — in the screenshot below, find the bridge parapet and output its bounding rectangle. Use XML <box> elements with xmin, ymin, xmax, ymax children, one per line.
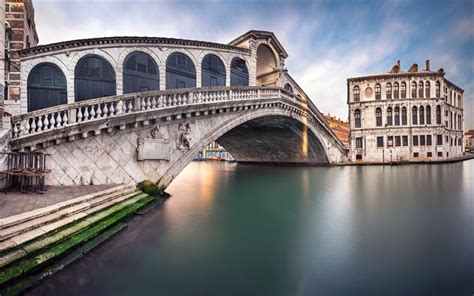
<box><xmin>11</xmin><ymin>86</ymin><xmax>338</xmax><ymax>150</ymax></box>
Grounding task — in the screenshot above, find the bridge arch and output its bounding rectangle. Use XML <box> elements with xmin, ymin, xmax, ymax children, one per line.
<box><xmin>74</xmin><ymin>54</ymin><xmax>116</xmax><ymax>102</ymax></box>
<box><xmin>27</xmin><ymin>63</ymin><xmax>68</xmax><ymax>112</ymax></box>
<box><xmin>161</xmin><ymin>107</ymin><xmax>332</xmax><ymax>186</ymax></box>
<box><xmin>123</xmin><ymin>51</ymin><xmax>160</xmax><ymax>94</ymax></box>
<box><xmin>165</xmin><ymin>52</ymin><xmax>197</xmax><ymax>89</ymax></box>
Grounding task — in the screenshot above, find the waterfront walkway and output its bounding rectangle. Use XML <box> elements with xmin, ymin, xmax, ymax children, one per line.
<box><xmin>0</xmin><ymin>185</ymin><xmax>115</xmax><ymax>219</ymax></box>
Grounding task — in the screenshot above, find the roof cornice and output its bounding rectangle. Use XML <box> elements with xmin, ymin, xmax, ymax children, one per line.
<box><xmin>19</xmin><ymin>36</ymin><xmax>250</xmax><ymax>58</ymax></box>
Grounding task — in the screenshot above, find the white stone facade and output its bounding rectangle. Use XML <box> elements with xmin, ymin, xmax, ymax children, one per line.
<box><xmin>348</xmin><ymin>61</ymin><xmax>464</xmax><ymax>163</ymax></box>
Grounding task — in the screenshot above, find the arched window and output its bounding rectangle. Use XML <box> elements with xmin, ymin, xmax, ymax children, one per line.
<box><xmin>411</xmin><ymin>81</ymin><xmax>417</xmax><ymax>98</ymax></box>
<box><xmin>27</xmin><ymin>63</ymin><xmax>67</xmax><ymax>111</ymax></box>
<box><xmin>166</xmin><ymin>52</ymin><xmax>196</xmax><ymax>89</ymax></box>
<box><xmin>386</xmin><ymin>83</ymin><xmax>392</xmax><ymax>99</ymax></box>
<box><xmin>394</xmin><ymin>82</ymin><xmax>399</xmax><ymax>99</ymax></box>
<box><xmin>418</xmin><ymin>81</ymin><xmax>424</xmax><ymax>98</ymax></box>
<box><xmin>419</xmin><ymin>106</ymin><xmax>425</xmax><ymax>125</ymax></box>
<box><xmin>412</xmin><ymin>106</ymin><xmax>418</xmax><ymax>125</ymax></box>
<box><xmin>230</xmin><ymin>57</ymin><xmax>249</xmax><ymax>86</ymax></box>
<box><xmin>401</xmin><ymin>82</ymin><xmax>407</xmax><ymax>98</ymax></box>
<box><xmin>387</xmin><ymin>107</ymin><xmax>393</xmax><ymax>126</ymax></box>
<box><xmin>375</xmin><ymin>84</ymin><xmax>381</xmax><ymax>100</ymax></box>
<box><xmin>284</xmin><ymin>83</ymin><xmax>293</xmax><ymax>93</ymax></box>
<box><xmin>436</xmin><ymin>105</ymin><xmax>441</xmax><ymax>124</ymax></box>
<box><xmin>402</xmin><ymin>107</ymin><xmax>407</xmax><ymax>125</ymax></box>
<box><xmin>426</xmin><ymin>105</ymin><xmax>431</xmax><ymax>125</ymax></box>
<box><xmin>435</xmin><ymin>81</ymin><xmax>441</xmax><ymax>97</ymax></box>
<box><xmin>353</xmin><ymin>85</ymin><xmax>360</xmax><ymax>101</ymax></box>
<box><xmin>354</xmin><ymin>109</ymin><xmax>361</xmax><ymax>128</ymax></box>
<box><xmin>75</xmin><ymin>55</ymin><xmax>116</xmax><ymax>102</ymax></box>
<box><xmin>201</xmin><ymin>54</ymin><xmax>226</xmax><ymax>87</ymax></box>
<box><xmin>394</xmin><ymin>106</ymin><xmax>400</xmax><ymax>125</ymax></box>
<box><xmin>425</xmin><ymin>81</ymin><xmax>430</xmax><ymax>98</ymax></box>
<box><xmin>123</xmin><ymin>51</ymin><xmax>159</xmax><ymax>94</ymax></box>
<box><xmin>375</xmin><ymin>107</ymin><xmax>382</xmax><ymax>126</ymax></box>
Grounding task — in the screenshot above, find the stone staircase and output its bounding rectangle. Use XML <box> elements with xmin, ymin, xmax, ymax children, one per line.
<box><xmin>0</xmin><ymin>184</ymin><xmax>155</xmax><ymax>295</ymax></box>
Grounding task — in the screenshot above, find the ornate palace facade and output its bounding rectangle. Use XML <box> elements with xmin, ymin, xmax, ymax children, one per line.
<box><xmin>348</xmin><ymin>60</ymin><xmax>464</xmax><ymax>163</ymax></box>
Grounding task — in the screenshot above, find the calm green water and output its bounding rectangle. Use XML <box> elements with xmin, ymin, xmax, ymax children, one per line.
<box><xmin>28</xmin><ymin>161</ymin><xmax>474</xmax><ymax>295</ymax></box>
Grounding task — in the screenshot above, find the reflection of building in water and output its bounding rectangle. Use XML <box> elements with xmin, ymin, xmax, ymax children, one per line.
<box><xmin>196</xmin><ymin>142</ymin><xmax>234</xmax><ymax>161</ymax></box>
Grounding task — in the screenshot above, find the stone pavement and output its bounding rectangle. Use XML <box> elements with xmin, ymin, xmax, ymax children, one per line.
<box><xmin>0</xmin><ymin>185</ymin><xmax>115</xmax><ymax>219</ymax></box>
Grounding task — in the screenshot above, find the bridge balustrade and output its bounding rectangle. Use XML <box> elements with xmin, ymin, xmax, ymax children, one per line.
<box><xmin>11</xmin><ymin>87</ymin><xmax>299</xmax><ymax>140</ymax></box>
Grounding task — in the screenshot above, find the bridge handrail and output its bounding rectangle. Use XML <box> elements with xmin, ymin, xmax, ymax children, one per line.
<box><xmin>11</xmin><ymin>86</ymin><xmax>297</xmax><ymax>138</ymax></box>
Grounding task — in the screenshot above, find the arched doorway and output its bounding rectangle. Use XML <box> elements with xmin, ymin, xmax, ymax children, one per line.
<box><xmin>256</xmin><ymin>44</ymin><xmax>278</xmax><ymax>86</ymax></box>
<box><xmin>75</xmin><ymin>55</ymin><xmax>116</xmax><ymax>102</ymax></box>
<box><xmin>123</xmin><ymin>51</ymin><xmax>159</xmax><ymax>94</ymax></box>
<box><xmin>27</xmin><ymin>63</ymin><xmax>67</xmax><ymax>111</ymax></box>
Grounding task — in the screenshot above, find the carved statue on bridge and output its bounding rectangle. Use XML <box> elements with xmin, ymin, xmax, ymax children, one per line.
<box><xmin>178</xmin><ymin>123</ymin><xmax>192</xmax><ymax>151</ymax></box>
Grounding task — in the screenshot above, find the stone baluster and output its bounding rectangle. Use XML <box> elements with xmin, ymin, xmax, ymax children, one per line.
<box><xmin>116</xmin><ymin>100</ymin><xmax>123</xmax><ymax>115</ymax></box>
<box><xmin>77</xmin><ymin>108</ymin><xmax>83</xmax><ymax>122</ymax></box>
<box><xmin>56</xmin><ymin>112</ymin><xmax>62</xmax><ymax>127</ymax></box>
<box><xmin>150</xmin><ymin>96</ymin><xmax>157</xmax><ymax>109</ymax></box>
<box><xmin>90</xmin><ymin>105</ymin><xmax>96</xmax><ymax>118</ymax></box>
<box><xmin>102</xmin><ymin>104</ymin><xmax>109</xmax><ymax>117</ymax></box>
<box><xmin>43</xmin><ymin>115</ymin><xmax>49</xmax><ymax>131</ymax></box>
<box><xmin>13</xmin><ymin>122</ymin><xmax>19</xmax><ymax>138</ymax></box>
<box><xmin>83</xmin><ymin>106</ymin><xmax>90</xmax><ymax>121</ymax></box>
<box><xmin>127</xmin><ymin>99</ymin><xmax>134</xmax><ymax>113</ymax></box>
<box><xmin>24</xmin><ymin>119</ymin><xmax>31</xmax><ymax>135</ymax></box>
<box><xmin>62</xmin><ymin>112</ymin><xmax>68</xmax><ymax>125</ymax></box>
<box><xmin>37</xmin><ymin>116</ymin><xmax>44</xmax><ymax>131</ymax></box>
<box><xmin>109</xmin><ymin>102</ymin><xmax>116</xmax><ymax>115</ymax></box>
<box><xmin>49</xmin><ymin>114</ymin><xmax>55</xmax><ymax>129</ymax></box>
<box><xmin>96</xmin><ymin>104</ymin><xmax>102</xmax><ymax>118</ymax></box>
<box><xmin>31</xmin><ymin>117</ymin><xmax>37</xmax><ymax>132</ymax></box>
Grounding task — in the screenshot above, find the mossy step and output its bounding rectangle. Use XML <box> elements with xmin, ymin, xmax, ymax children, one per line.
<box><xmin>0</xmin><ymin>194</ymin><xmax>154</xmax><ymax>287</ymax></box>
<box><xmin>0</xmin><ymin>187</ymin><xmax>137</xmax><ymax>243</ymax></box>
<box><xmin>0</xmin><ymin>191</ymin><xmax>144</xmax><ymax>265</ymax></box>
<box><xmin>0</xmin><ymin>222</ymin><xmax>128</xmax><ymax>296</ymax></box>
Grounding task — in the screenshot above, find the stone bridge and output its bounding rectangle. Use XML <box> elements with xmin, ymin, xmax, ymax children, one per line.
<box><xmin>4</xmin><ymin>30</ymin><xmax>347</xmax><ymax>186</ymax></box>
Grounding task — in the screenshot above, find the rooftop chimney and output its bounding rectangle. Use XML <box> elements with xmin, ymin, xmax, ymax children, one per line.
<box><xmin>397</xmin><ymin>60</ymin><xmax>400</xmax><ymax>67</ymax></box>
<box><xmin>425</xmin><ymin>59</ymin><xmax>431</xmax><ymax>71</ymax></box>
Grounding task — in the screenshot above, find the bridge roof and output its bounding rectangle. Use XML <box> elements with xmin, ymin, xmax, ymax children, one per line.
<box><xmin>229</xmin><ymin>30</ymin><xmax>289</xmax><ymax>58</ymax></box>
<box><xmin>18</xmin><ymin>36</ymin><xmax>250</xmax><ymax>58</ymax></box>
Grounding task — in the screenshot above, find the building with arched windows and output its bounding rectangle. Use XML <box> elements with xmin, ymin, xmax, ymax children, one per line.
<box><xmin>348</xmin><ymin>60</ymin><xmax>464</xmax><ymax>163</ymax></box>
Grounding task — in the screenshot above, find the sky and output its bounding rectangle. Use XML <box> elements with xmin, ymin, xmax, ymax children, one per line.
<box><xmin>33</xmin><ymin>0</ymin><xmax>474</xmax><ymax>129</ymax></box>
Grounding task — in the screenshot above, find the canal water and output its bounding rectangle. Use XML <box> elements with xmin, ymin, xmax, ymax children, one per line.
<box><xmin>28</xmin><ymin>161</ymin><xmax>473</xmax><ymax>295</ymax></box>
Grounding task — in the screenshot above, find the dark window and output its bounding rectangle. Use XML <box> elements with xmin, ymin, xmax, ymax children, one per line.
<box><xmin>353</xmin><ymin>86</ymin><xmax>360</xmax><ymax>101</ymax></box>
<box><xmin>386</xmin><ymin>83</ymin><xmax>392</xmax><ymax>99</ymax></box>
<box><xmin>427</xmin><ymin>152</ymin><xmax>432</xmax><ymax>157</ymax></box>
<box><xmin>166</xmin><ymin>52</ymin><xmax>196</xmax><ymax>89</ymax></box>
<box><xmin>436</xmin><ymin>105</ymin><xmax>441</xmax><ymax>124</ymax></box>
<box><xmin>377</xmin><ymin>136</ymin><xmax>384</xmax><ymax>148</ymax></box>
<box><xmin>412</xmin><ymin>106</ymin><xmax>418</xmax><ymax>125</ymax></box>
<box><xmin>425</xmin><ymin>81</ymin><xmax>430</xmax><ymax>97</ymax></box>
<box><xmin>413</xmin><ymin>135</ymin><xmax>419</xmax><ymax>146</ymax></box>
<box><xmin>402</xmin><ymin>135</ymin><xmax>408</xmax><ymax>146</ymax></box>
<box><xmin>414</xmin><ymin>152</ymin><xmax>419</xmax><ymax>158</ymax></box>
<box><xmin>411</xmin><ymin>81</ymin><xmax>417</xmax><ymax>98</ymax></box>
<box><xmin>437</xmin><ymin>134</ymin><xmax>443</xmax><ymax>145</ymax></box>
<box><xmin>395</xmin><ymin>136</ymin><xmax>401</xmax><ymax>146</ymax></box>
<box><xmin>230</xmin><ymin>57</ymin><xmax>249</xmax><ymax>86</ymax></box>
<box><xmin>418</xmin><ymin>81</ymin><xmax>424</xmax><ymax>98</ymax></box>
<box><xmin>394</xmin><ymin>107</ymin><xmax>400</xmax><ymax>125</ymax></box>
<box><xmin>75</xmin><ymin>55</ymin><xmax>116</xmax><ymax>102</ymax></box>
<box><xmin>426</xmin><ymin>105</ymin><xmax>431</xmax><ymax>124</ymax></box>
<box><xmin>202</xmin><ymin>54</ymin><xmax>226</xmax><ymax>87</ymax></box>
<box><xmin>438</xmin><ymin>151</ymin><xmax>443</xmax><ymax>157</ymax></box>
<box><xmin>394</xmin><ymin>82</ymin><xmax>399</xmax><ymax>99</ymax></box>
<box><xmin>427</xmin><ymin>135</ymin><xmax>432</xmax><ymax>146</ymax></box>
<box><xmin>375</xmin><ymin>108</ymin><xmax>382</xmax><ymax>126</ymax></box>
<box><xmin>5</xmin><ymin>3</ymin><xmax>10</xmax><ymax>12</ymax></box>
<box><xmin>26</xmin><ymin>35</ymin><xmax>30</xmax><ymax>48</ymax></box>
<box><xmin>436</xmin><ymin>81</ymin><xmax>440</xmax><ymax>97</ymax></box>
<box><xmin>387</xmin><ymin>136</ymin><xmax>394</xmax><ymax>147</ymax></box>
<box><xmin>356</xmin><ymin>154</ymin><xmax>362</xmax><ymax>160</ymax></box>
<box><xmin>419</xmin><ymin>106</ymin><xmax>425</xmax><ymax>125</ymax></box>
<box><xmin>401</xmin><ymin>82</ymin><xmax>406</xmax><ymax>98</ymax></box>
<box><xmin>458</xmin><ymin>138</ymin><xmax>462</xmax><ymax>146</ymax></box>
<box><xmin>420</xmin><ymin>135</ymin><xmax>426</xmax><ymax>146</ymax></box>
<box><xmin>28</xmin><ymin>63</ymin><xmax>67</xmax><ymax>111</ymax></box>
<box><xmin>387</xmin><ymin>107</ymin><xmax>393</xmax><ymax>126</ymax></box>
<box><xmin>284</xmin><ymin>83</ymin><xmax>293</xmax><ymax>93</ymax></box>
<box><xmin>354</xmin><ymin>109</ymin><xmax>361</xmax><ymax>128</ymax></box>
<box><xmin>123</xmin><ymin>51</ymin><xmax>159</xmax><ymax>94</ymax></box>
<box><xmin>402</xmin><ymin>107</ymin><xmax>407</xmax><ymax>125</ymax></box>
<box><xmin>355</xmin><ymin>137</ymin><xmax>363</xmax><ymax>148</ymax></box>
<box><xmin>375</xmin><ymin>84</ymin><xmax>381</xmax><ymax>100</ymax></box>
